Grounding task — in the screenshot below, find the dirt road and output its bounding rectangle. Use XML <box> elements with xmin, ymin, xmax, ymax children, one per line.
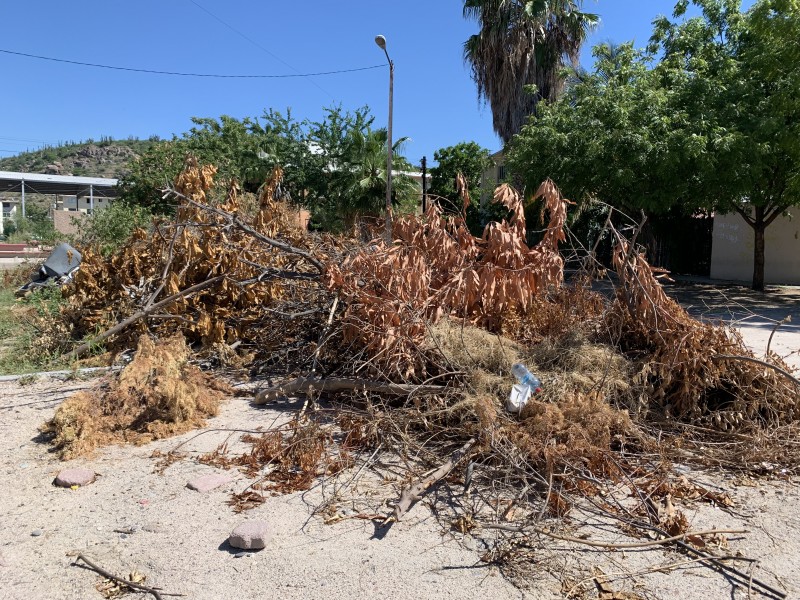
<box><xmin>0</xmin><ymin>284</ymin><xmax>798</xmax><ymax>599</ymax></box>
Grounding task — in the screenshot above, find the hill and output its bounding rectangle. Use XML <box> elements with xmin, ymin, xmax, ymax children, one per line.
<box><xmin>0</xmin><ymin>138</ymin><xmax>158</xmax><ymax>179</ymax></box>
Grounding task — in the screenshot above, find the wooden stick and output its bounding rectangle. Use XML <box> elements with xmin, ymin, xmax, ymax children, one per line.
<box><xmin>64</xmin><ymin>276</ymin><xmax>224</xmax><ymax>361</ymax></box>
<box><xmin>766</xmin><ymin>316</ymin><xmax>791</xmax><ymax>357</ymax></box>
<box><xmin>387</xmin><ymin>438</ymin><xmax>476</xmax><ymax>523</ymax></box>
<box><xmin>253</xmin><ymin>376</ymin><xmax>448</xmax><ymax>405</ymax></box>
<box><xmin>70</xmin><ymin>553</ymin><xmax>172</xmax><ymax>600</ymax></box>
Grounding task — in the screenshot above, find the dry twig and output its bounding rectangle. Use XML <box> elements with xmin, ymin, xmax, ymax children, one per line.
<box><xmin>69</xmin><ymin>553</ymin><xmax>179</xmax><ymax>600</ymax></box>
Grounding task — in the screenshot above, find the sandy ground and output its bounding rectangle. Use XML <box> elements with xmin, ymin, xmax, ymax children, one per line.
<box><xmin>1</xmin><ymin>283</ymin><xmax>799</xmax><ymax>600</ymax></box>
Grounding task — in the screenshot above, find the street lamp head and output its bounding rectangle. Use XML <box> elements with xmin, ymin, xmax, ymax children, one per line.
<box><xmin>374</xmin><ymin>35</ymin><xmax>387</xmax><ymax>50</ymax></box>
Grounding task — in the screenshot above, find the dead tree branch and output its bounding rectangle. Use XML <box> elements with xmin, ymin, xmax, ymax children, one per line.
<box><xmin>253</xmin><ymin>376</ymin><xmax>449</xmax><ymax>405</ymax></box>
<box><xmin>712</xmin><ymin>354</ymin><xmax>800</xmax><ymax>388</ymax></box>
<box><xmin>164</xmin><ymin>187</ymin><xmax>326</xmax><ymax>274</ymax></box>
<box><xmin>70</xmin><ymin>553</ymin><xmax>176</xmax><ymax>600</ymax></box>
<box><xmin>65</xmin><ymin>276</ymin><xmax>224</xmax><ymax>361</ymax></box>
<box><xmin>388</xmin><ymin>438</ymin><xmax>477</xmax><ymax>523</ymax></box>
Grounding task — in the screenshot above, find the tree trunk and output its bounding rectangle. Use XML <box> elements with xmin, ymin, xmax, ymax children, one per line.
<box><xmin>752</xmin><ymin>206</ymin><xmax>766</xmax><ymax>292</ymax></box>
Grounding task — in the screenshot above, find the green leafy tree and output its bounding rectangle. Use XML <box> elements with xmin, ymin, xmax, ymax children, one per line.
<box><xmin>308</xmin><ymin>107</ymin><xmax>418</xmax><ymax>230</ymax></box>
<box><xmin>119</xmin><ymin>105</ymin><xmax>419</xmax><ymax>232</ymax></box>
<box><xmin>76</xmin><ymin>201</ymin><xmax>152</xmax><ymax>255</ymax></box>
<box><xmin>651</xmin><ymin>0</ymin><xmax>800</xmax><ymax>290</ymax></box>
<box><xmin>117</xmin><ymin>140</ymin><xmax>189</xmax><ymax>213</ymax></box>
<box><xmin>509</xmin><ymin>0</ymin><xmax>800</xmax><ymax>290</ymax></box>
<box><xmin>118</xmin><ymin>109</ymin><xmax>315</xmax><ymax>213</ymax></box>
<box><xmin>509</xmin><ymin>43</ymin><xmax>691</xmax><ymax>215</ymax></box>
<box><xmin>463</xmin><ymin>0</ymin><xmax>598</xmax><ymax>143</ymax></box>
<box><xmin>430</xmin><ymin>142</ymin><xmax>492</xmax><ymax>210</ymax></box>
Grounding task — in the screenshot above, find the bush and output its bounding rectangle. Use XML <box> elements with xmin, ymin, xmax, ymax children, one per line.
<box><xmin>76</xmin><ymin>202</ymin><xmax>152</xmax><ymax>255</ymax></box>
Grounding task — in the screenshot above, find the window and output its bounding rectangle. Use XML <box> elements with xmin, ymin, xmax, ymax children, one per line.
<box><xmin>497</xmin><ymin>165</ymin><xmax>506</xmax><ymax>182</ymax></box>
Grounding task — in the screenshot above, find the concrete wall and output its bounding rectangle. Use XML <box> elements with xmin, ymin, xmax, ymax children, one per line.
<box><xmin>711</xmin><ymin>211</ymin><xmax>800</xmax><ymax>284</ymax></box>
<box><xmin>53</xmin><ymin>210</ymin><xmax>88</xmax><ymax>236</ymax></box>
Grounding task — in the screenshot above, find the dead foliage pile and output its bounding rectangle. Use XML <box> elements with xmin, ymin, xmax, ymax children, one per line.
<box><xmin>607</xmin><ymin>237</ymin><xmax>799</xmax><ymax>429</ymax></box>
<box><xmin>61</xmin><ymin>158</ymin><xmax>330</xmax><ymax>367</ymax></box>
<box><xmin>326</xmin><ymin>181</ymin><xmax>567</xmax><ymax>380</ymax></box>
<box><xmin>38</xmin><ymin>157</ymin><xmax>800</xmax><ymax>592</ymax></box>
<box><xmin>42</xmin><ymin>334</ymin><xmax>231</xmax><ymax>459</ymax></box>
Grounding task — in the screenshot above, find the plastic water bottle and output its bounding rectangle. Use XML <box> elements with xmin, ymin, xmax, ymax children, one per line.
<box><xmin>511</xmin><ymin>364</ymin><xmax>542</xmax><ymax>393</ymax></box>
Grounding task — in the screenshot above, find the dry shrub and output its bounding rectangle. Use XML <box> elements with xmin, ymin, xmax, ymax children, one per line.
<box><xmin>606</xmin><ymin>238</ymin><xmax>799</xmax><ymax>428</ymax></box>
<box><xmin>42</xmin><ymin>334</ymin><xmax>231</xmax><ymax>459</ymax></box>
<box><xmin>427</xmin><ymin>318</ymin><xmax>525</xmax><ymax>373</ymax></box>
<box><xmin>520</xmin><ymin>392</ymin><xmax>631</xmax><ymax>459</ymax></box>
<box><xmin>501</xmin><ymin>279</ymin><xmax>606</xmax><ymax>343</ymax></box>
<box><xmin>398</xmin><ymin>319</ymin><xmax>638</xmax><ymax>473</ymax></box>
<box><xmin>326</xmin><ymin>180</ymin><xmax>569</xmax><ymax>380</ymax></box>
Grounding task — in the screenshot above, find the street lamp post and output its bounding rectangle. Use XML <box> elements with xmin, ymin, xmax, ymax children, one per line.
<box><xmin>375</xmin><ymin>34</ymin><xmax>394</xmax><ymax>243</ymax></box>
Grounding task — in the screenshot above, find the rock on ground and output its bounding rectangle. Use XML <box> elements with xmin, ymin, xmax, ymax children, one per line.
<box><xmin>53</xmin><ymin>468</ymin><xmax>95</xmax><ymax>488</ymax></box>
<box><xmin>229</xmin><ymin>521</ymin><xmax>271</xmax><ymax>550</ymax></box>
<box><xmin>187</xmin><ymin>472</ymin><xmax>233</xmax><ymax>493</ymax></box>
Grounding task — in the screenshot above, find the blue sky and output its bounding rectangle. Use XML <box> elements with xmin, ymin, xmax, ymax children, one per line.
<box><xmin>0</xmin><ymin>1</ymin><xmax>754</xmax><ymax>165</ymax></box>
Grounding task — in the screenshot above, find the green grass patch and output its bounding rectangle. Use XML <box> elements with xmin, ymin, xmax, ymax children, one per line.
<box><xmin>0</xmin><ymin>283</ymin><xmax>76</xmax><ymax>375</ymax></box>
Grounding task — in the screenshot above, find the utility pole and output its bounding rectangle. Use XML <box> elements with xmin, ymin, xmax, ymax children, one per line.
<box><xmin>375</xmin><ymin>35</ymin><xmax>394</xmax><ymax>244</ymax></box>
<box><xmin>421</xmin><ymin>156</ymin><xmax>428</xmax><ymax>214</ymax></box>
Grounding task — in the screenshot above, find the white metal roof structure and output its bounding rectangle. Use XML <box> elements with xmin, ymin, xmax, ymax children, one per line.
<box><xmin>0</xmin><ymin>170</ymin><xmax>119</xmax><ymax>197</ymax></box>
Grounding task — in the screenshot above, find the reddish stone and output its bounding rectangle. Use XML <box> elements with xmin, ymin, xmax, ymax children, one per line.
<box><xmin>229</xmin><ymin>521</ymin><xmax>271</xmax><ymax>550</ymax></box>
<box><xmin>54</xmin><ymin>468</ymin><xmax>95</xmax><ymax>488</ymax></box>
<box><xmin>187</xmin><ymin>473</ymin><xmax>233</xmax><ymax>493</ymax></box>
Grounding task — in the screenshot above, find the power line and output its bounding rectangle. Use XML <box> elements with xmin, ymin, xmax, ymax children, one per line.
<box><xmin>0</xmin><ymin>135</ymin><xmax>53</xmax><ymax>144</ymax></box>
<box><xmin>185</xmin><ymin>0</ymin><xmax>335</xmax><ymax>97</ymax></box>
<box><xmin>0</xmin><ymin>48</ymin><xmax>382</xmax><ymax>79</ymax></box>
<box><xmin>186</xmin><ymin>0</ymin><xmax>297</xmax><ymax>72</ymax></box>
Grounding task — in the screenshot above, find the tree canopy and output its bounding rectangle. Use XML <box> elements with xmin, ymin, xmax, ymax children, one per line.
<box><xmin>508</xmin><ymin>0</ymin><xmax>800</xmax><ymax>290</ymax></box>
<box><xmin>118</xmin><ymin>106</ymin><xmax>419</xmax><ymax>231</ymax></box>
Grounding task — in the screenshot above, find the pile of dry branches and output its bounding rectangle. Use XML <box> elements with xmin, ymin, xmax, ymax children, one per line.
<box><xmin>61</xmin><ymin>158</ymin><xmax>331</xmax><ymax>368</ymax></box>
<box><xmin>607</xmin><ymin>236</ymin><xmax>799</xmax><ymax>429</ymax></box>
<box><xmin>326</xmin><ymin>181</ymin><xmax>567</xmax><ymax>380</ymax></box>
<box><xmin>42</xmin><ymin>334</ymin><xmax>231</xmax><ymax>459</ymax></box>
<box><xmin>38</xmin><ymin>157</ymin><xmax>800</xmax><ymax>594</ymax></box>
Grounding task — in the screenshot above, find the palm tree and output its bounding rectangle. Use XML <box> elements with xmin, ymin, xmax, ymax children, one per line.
<box><xmin>328</xmin><ymin>128</ymin><xmax>418</xmax><ymax>226</ymax></box>
<box><xmin>464</xmin><ymin>0</ymin><xmax>599</xmax><ymax>144</ymax></box>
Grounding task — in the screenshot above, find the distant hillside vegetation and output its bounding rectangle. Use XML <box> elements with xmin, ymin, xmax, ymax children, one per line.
<box><xmin>0</xmin><ymin>137</ymin><xmax>160</xmax><ymax>179</ymax></box>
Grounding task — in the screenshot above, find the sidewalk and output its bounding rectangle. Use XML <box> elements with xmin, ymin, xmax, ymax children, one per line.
<box><xmin>664</xmin><ymin>278</ymin><xmax>800</xmax><ymax>370</ymax></box>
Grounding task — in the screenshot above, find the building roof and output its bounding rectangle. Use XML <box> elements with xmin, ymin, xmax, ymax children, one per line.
<box><xmin>0</xmin><ymin>171</ymin><xmax>119</xmax><ymax>197</ymax></box>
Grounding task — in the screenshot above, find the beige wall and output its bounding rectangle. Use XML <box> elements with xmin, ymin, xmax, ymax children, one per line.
<box><xmin>480</xmin><ymin>151</ymin><xmax>506</xmax><ymax>203</ymax></box>
<box><xmin>711</xmin><ymin>211</ymin><xmax>800</xmax><ymax>284</ymax></box>
<box><xmin>53</xmin><ymin>210</ymin><xmax>88</xmax><ymax>236</ymax></box>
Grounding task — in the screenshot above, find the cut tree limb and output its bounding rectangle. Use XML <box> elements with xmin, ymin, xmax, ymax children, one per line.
<box><xmin>254</xmin><ymin>376</ymin><xmax>448</xmax><ymax>405</ymax></box>
<box><xmin>387</xmin><ymin>438</ymin><xmax>476</xmax><ymax>523</ymax></box>
<box><xmin>165</xmin><ymin>187</ymin><xmax>326</xmax><ymax>274</ymax></box>
<box><xmin>69</xmin><ymin>553</ymin><xmax>172</xmax><ymax>600</ymax></box>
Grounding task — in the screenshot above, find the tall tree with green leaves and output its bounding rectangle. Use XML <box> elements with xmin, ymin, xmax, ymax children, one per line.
<box><xmin>463</xmin><ymin>0</ymin><xmax>598</xmax><ymax>144</ymax></box>
<box><xmin>309</xmin><ymin>107</ymin><xmax>418</xmax><ymax>229</ymax></box>
<box><xmin>652</xmin><ymin>0</ymin><xmax>800</xmax><ymax>290</ymax></box>
<box><xmin>509</xmin><ymin>0</ymin><xmax>800</xmax><ymax>290</ymax></box>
